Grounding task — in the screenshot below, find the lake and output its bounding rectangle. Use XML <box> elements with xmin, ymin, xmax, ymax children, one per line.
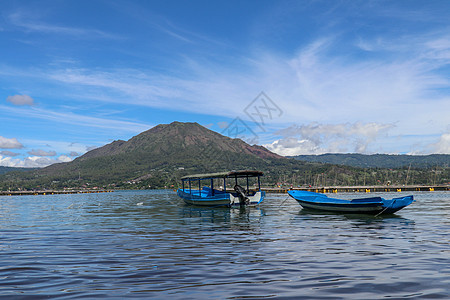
<box><xmin>0</xmin><ymin>190</ymin><xmax>449</xmax><ymax>299</ymax></box>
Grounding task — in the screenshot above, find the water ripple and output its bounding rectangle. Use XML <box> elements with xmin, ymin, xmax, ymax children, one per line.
<box><xmin>0</xmin><ymin>190</ymin><xmax>449</xmax><ymax>298</ymax></box>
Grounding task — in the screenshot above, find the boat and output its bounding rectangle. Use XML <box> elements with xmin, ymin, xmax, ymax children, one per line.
<box><xmin>177</xmin><ymin>170</ymin><xmax>265</xmax><ymax>207</ymax></box>
<box><xmin>287</xmin><ymin>190</ymin><xmax>414</xmax><ymax>215</ymax></box>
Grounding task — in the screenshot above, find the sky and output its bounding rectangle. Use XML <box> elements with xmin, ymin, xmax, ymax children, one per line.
<box><xmin>1</xmin><ymin>0</ymin><xmax>449</xmax><ymax>168</ymax></box>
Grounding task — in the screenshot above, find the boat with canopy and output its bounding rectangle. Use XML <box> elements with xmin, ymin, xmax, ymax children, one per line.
<box><xmin>177</xmin><ymin>170</ymin><xmax>265</xmax><ymax>207</ymax></box>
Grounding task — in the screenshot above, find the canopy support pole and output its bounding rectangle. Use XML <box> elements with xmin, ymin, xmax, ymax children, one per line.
<box><xmin>189</xmin><ymin>179</ymin><xmax>192</xmax><ymax>195</ymax></box>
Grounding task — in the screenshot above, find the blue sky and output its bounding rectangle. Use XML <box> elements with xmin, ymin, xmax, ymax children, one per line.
<box><xmin>1</xmin><ymin>0</ymin><xmax>449</xmax><ymax>167</ymax></box>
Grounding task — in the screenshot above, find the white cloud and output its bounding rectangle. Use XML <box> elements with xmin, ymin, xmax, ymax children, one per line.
<box><xmin>0</xmin><ymin>155</ymin><xmax>72</xmax><ymax>168</ymax></box>
<box><xmin>431</xmin><ymin>132</ymin><xmax>450</xmax><ymax>154</ymax></box>
<box><xmin>57</xmin><ymin>155</ymin><xmax>72</xmax><ymax>163</ymax></box>
<box><xmin>265</xmin><ymin>122</ymin><xmax>396</xmax><ymax>155</ymax></box>
<box><xmin>6</xmin><ymin>94</ymin><xmax>34</xmax><ymax>106</ymax></box>
<box><xmin>0</xmin><ymin>139</ymin><xmax>89</xmax><ymax>167</ymax></box>
<box><xmin>0</xmin><ymin>136</ymin><xmax>24</xmax><ymax>149</ymax></box>
<box><xmin>265</xmin><ymin>138</ymin><xmax>320</xmax><ymax>156</ymax></box>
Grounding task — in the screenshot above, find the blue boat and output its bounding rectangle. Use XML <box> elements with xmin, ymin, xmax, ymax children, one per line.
<box><xmin>288</xmin><ymin>190</ymin><xmax>414</xmax><ymax>215</ymax></box>
<box><xmin>177</xmin><ymin>170</ymin><xmax>265</xmax><ymax>207</ymax></box>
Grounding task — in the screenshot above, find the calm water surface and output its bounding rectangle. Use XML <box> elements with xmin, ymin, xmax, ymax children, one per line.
<box><xmin>0</xmin><ymin>190</ymin><xmax>449</xmax><ymax>299</ymax></box>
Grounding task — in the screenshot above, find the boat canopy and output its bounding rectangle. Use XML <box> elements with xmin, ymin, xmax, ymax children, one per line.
<box><xmin>181</xmin><ymin>170</ymin><xmax>263</xmax><ymax>181</ymax></box>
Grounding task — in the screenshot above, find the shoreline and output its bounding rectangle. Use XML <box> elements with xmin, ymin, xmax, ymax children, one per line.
<box><xmin>263</xmin><ymin>185</ymin><xmax>449</xmax><ymax>193</ymax></box>
<box><xmin>0</xmin><ymin>189</ymin><xmax>114</xmax><ymax>196</ymax></box>
<box><xmin>1</xmin><ymin>185</ymin><xmax>449</xmax><ymax>196</ymax></box>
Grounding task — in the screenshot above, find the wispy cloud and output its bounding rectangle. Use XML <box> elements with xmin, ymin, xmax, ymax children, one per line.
<box><xmin>20</xmin><ymin>139</ymin><xmax>95</xmax><ymax>157</ymax></box>
<box><xmin>109</xmin><ymin>1</ymin><xmax>227</xmax><ymax>46</ymax></box>
<box><xmin>1</xmin><ymin>1</ymin><xmax>449</xmax><ymax>158</ymax></box>
<box><xmin>4</xmin><ymin>29</ymin><xmax>447</xmax><ymax>154</ymax></box>
<box><xmin>8</xmin><ymin>10</ymin><xmax>120</xmax><ymax>39</ymax></box>
<box><xmin>0</xmin><ymin>150</ymin><xmax>20</xmax><ymax>157</ymax></box>
<box><xmin>46</xmin><ymin>66</ymin><xmax>258</xmax><ymax>117</ymax></box>
<box><xmin>0</xmin><ymin>104</ymin><xmax>152</xmax><ymax>134</ymax></box>
<box><xmin>28</xmin><ymin>149</ymin><xmax>57</xmax><ymax>156</ymax></box>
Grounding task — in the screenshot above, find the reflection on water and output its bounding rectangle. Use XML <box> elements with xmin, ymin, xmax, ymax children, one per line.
<box><xmin>0</xmin><ymin>190</ymin><xmax>448</xmax><ymax>299</ymax></box>
<box><xmin>180</xmin><ymin>205</ymin><xmax>267</xmax><ymax>236</ymax></box>
<box><xmin>181</xmin><ymin>205</ymin><xmax>265</xmax><ymax>222</ymax></box>
<box><xmin>297</xmin><ymin>208</ymin><xmax>416</xmax><ymax>230</ymax></box>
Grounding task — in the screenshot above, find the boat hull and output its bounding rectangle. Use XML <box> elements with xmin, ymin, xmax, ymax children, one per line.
<box><xmin>288</xmin><ymin>190</ymin><xmax>413</xmax><ymax>215</ymax></box>
<box><xmin>294</xmin><ymin>198</ymin><xmax>384</xmax><ymax>213</ymax></box>
<box><xmin>177</xmin><ymin>188</ymin><xmax>265</xmax><ymax>207</ymax></box>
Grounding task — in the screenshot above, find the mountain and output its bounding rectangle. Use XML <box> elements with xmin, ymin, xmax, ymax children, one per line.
<box><xmin>78</xmin><ymin>121</ymin><xmax>282</xmax><ymax>161</ymax></box>
<box><xmin>1</xmin><ymin>122</ymin><xmax>300</xmax><ymax>189</ymax></box>
<box><xmin>290</xmin><ymin>153</ymin><xmax>450</xmax><ymax>168</ymax></box>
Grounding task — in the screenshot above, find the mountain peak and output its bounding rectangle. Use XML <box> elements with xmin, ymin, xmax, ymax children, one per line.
<box><xmin>77</xmin><ymin>121</ymin><xmax>281</xmax><ymax>163</ymax></box>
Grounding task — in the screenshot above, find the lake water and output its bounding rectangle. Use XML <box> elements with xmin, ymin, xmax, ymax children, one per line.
<box><xmin>0</xmin><ymin>190</ymin><xmax>449</xmax><ymax>299</ymax></box>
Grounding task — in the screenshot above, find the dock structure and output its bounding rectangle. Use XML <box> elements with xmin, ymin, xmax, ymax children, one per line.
<box><xmin>0</xmin><ymin>190</ymin><xmax>114</xmax><ymax>196</ymax></box>
<box><xmin>263</xmin><ymin>185</ymin><xmax>450</xmax><ymax>194</ymax></box>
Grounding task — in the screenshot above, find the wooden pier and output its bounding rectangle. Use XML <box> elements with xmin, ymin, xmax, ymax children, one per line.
<box><xmin>0</xmin><ymin>190</ymin><xmax>114</xmax><ymax>196</ymax></box>
<box><xmin>263</xmin><ymin>185</ymin><xmax>450</xmax><ymax>194</ymax></box>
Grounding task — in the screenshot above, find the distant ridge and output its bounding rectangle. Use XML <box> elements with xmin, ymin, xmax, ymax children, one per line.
<box><xmin>0</xmin><ymin>166</ymin><xmax>36</xmax><ymax>175</ymax></box>
<box><xmin>290</xmin><ymin>153</ymin><xmax>450</xmax><ymax>168</ymax></box>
